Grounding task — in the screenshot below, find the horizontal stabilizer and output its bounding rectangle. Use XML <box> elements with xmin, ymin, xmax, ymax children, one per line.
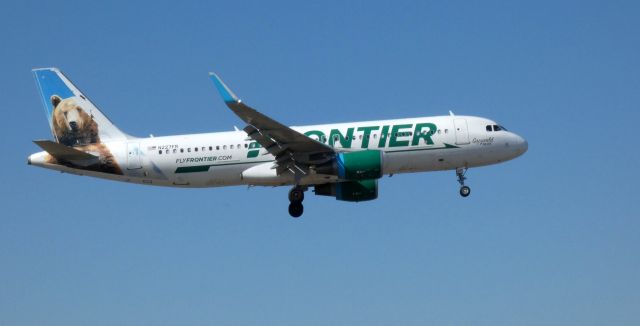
<box><xmin>33</xmin><ymin>140</ymin><xmax>98</xmax><ymax>165</ymax></box>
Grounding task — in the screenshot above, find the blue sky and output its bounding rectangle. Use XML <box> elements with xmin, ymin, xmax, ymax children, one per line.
<box><xmin>1</xmin><ymin>0</ymin><xmax>639</xmax><ymax>325</ymax></box>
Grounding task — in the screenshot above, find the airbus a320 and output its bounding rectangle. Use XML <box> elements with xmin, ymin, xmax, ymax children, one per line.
<box><xmin>28</xmin><ymin>68</ymin><xmax>528</xmax><ymax>217</ymax></box>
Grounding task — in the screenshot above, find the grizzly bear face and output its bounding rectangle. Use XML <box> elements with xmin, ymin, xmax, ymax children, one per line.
<box><xmin>51</xmin><ymin>95</ymin><xmax>100</xmax><ymax>146</ymax></box>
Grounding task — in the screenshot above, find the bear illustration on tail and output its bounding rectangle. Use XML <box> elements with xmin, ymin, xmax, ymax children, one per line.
<box><xmin>51</xmin><ymin>95</ymin><xmax>100</xmax><ymax>146</ymax></box>
<box><xmin>47</xmin><ymin>95</ymin><xmax>123</xmax><ymax>175</ymax></box>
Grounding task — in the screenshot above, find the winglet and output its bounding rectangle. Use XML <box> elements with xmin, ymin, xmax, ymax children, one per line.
<box><xmin>209</xmin><ymin>72</ymin><xmax>240</xmax><ymax>103</ymax></box>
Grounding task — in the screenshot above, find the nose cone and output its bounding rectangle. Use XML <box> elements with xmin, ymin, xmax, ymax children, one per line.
<box><xmin>513</xmin><ymin>134</ymin><xmax>528</xmax><ymax>156</ymax></box>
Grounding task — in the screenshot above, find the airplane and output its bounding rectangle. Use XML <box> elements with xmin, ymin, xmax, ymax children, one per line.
<box><xmin>28</xmin><ymin>68</ymin><xmax>528</xmax><ymax>217</ymax></box>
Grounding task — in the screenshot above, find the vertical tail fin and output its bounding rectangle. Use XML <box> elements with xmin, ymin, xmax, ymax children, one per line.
<box><xmin>32</xmin><ymin>68</ymin><xmax>129</xmax><ymax>146</ymax></box>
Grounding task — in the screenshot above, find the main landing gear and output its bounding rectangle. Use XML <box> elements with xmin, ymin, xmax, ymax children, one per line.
<box><xmin>288</xmin><ymin>186</ymin><xmax>306</xmax><ymax>218</ymax></box>
<box><xmin>456</xmin><ymin>167</ymin><xmax>471</xmax><ymax>197</ymax></box>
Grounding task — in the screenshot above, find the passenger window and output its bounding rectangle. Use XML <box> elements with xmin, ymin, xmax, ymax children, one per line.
<box><xmin>445</xmin><ymin>129</ymin><xmax>448</xmax><ymax>133</ymax></box>
<box><xmin>216</xmin><ymin>146</ymin><xmax>220</xmax><ymax>150</ymax></box>
<box><xmin>187</xmin><ymin>148</ymin><xmax>191</xmax><ymax>152</ymax></box>
<box><xmin>158</xmin><ymin>150</ymin><xmax>162</xmax><ymax>155</ymax></box>
<box><xmin>223</xmin><ymin>145</ymin><xmax>227</xmax><ymax>150</ymax></box>
<box><xmin>438</xmin><ymin>129</ymin><xmax>441</xmax><ymax>134</ymax></box>
<box><xmin>244</xmin><ymin>144</ymin><xmax>248</xmax><ymax>148</ymax></box>
<box><xmin>237</xmin><ymin>144</ymin><xmax>241</xmax><ymax>149</ymax></box>
<box><xmin>230</xmin><ymin>145</ymin><xmax>234</xmax><ymax>149</ymax></box>
<box><xmin>194</xmin><ymin>147</ymin><xmax>198</xmax><ymax>152</ymax></box>
<box><xmin>173</xmin><ymin>149</ymin><xmax>177</xmax><ymax>153</ymax></box>
<box><xmin>180</xmin><ymin>148</ymin><xmax>184</xmax><ymax>153</ymax></box>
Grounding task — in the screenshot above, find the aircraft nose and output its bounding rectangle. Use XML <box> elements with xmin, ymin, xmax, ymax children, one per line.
<box><xmin>514</xmin><ymin>134</ymin><xmax>528</xmax><ymax>155</ymax></box>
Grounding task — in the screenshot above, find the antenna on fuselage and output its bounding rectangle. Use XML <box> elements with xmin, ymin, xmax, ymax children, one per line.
<box><xmin>449</xmin><ymin>110</ymin><xmax>455</xmax><ymax>116</ymax></box>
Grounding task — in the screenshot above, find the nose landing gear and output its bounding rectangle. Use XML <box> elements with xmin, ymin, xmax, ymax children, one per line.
<box><xmin>456</xmin><ymin>167</ymin><xmax>471</xmax><ymax>197</ymax></box>
<box><xmin>288</xmin><ymin>186</ymin><xmax>306</xmax><ymax>218</ymax></box>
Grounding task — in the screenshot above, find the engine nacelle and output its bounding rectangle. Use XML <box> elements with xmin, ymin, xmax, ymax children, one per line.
<box><xmin>315</xmin><ymin>150</ymin><xmax>383</xmax><ymax>180</ymax></box>
<box><xmin>315</xmin><ymin>179</ymin><xmax>378</xmax><ymax>202</ymax></box>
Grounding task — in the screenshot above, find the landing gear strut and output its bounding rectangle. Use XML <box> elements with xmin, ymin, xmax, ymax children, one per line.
<box><xmin>456</xmin><ymin>167</ymin><xmax>471</xmax><ymax>197</ymax></box>
<box><xmin>288</xmin><ymin>186</ymin><xmax>306</xmax><ymax>218</ymax></box>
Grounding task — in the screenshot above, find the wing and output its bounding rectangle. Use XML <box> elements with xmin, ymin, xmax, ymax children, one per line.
<box><xmin>209</xmin><ymin>73</ymin><xmax>335</xmax><ymax>175</ymax></box>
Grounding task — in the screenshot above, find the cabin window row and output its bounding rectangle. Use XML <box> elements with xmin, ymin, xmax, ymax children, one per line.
<box><xmin>157</xmin><ymin>128</ymin><xmax>453</xmax><ymax>154</ymax></box>
<box><xmin>157</xmin><ymin>143</ymin><xmax>250</xmax><ymax>155</ymax></box>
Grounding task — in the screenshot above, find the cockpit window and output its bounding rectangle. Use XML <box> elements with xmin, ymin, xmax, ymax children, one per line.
<box><xmin>493</xmin><ymin>125</ymin><xmax>501</xmax><ymax>131</ymax></box>
<box><xmin>486</xmin><ymin>125</ymin><xmax>492</xmax><ymax>132</ymax></box>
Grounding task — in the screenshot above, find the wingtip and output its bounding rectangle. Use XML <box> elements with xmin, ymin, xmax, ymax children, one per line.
<box><xmin>209</xmin><ymin>72</ymin><xmax>240</xmax><ymax>103</ymax></box>
<box><xmin>32</xmin><ymin>67</ymin><xmax>60</xmax><ymax>72</ymax></box>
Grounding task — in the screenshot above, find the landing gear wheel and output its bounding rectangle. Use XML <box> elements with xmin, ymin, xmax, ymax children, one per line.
<box><xmin>288</xmin><ymin>202</ymin><xmax>304</xmax><ymax>218</ymax></box>
<box><xmin>288</xmin><ymin>186</ymin><xmax>306</xmax><ymax>217</ymax></box>
<box><xmin>288</xmin><ymin>187</ymin><xmax>305</xmax><ymax>202</ymax></box>
<box><xmin>456</xmin><ymin>168</ymin><xmax>471</xmax><ymax>198</ymax></box>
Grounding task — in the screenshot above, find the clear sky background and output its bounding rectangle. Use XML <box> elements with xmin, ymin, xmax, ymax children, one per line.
<box><xmin>1</xmin><ymin>0</ymin><xmax>639</xmax><ymax>325</ymax></box>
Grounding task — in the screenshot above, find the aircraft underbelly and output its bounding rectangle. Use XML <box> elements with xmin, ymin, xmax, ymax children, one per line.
<box><xmin>383</xmin><ymin>148</ymin><xmax>459</xmax><ymax>174</ymax></box>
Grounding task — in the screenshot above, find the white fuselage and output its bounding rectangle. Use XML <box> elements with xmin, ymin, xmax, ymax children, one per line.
<box><xmin>29</xmin><ymin>115</ymin><xmax>528</xmax><ymax>187</ymax></box>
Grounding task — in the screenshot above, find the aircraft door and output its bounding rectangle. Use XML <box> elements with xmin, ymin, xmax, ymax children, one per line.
<box><xmin>453</xmin><ymin>118</ymin><xmax>470</xmax><ymax>145</ymax></box>
<box><xmin>127</xmin><ymin>142</ymin><xmax>142</xmax><ymax>170</ymax></box>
